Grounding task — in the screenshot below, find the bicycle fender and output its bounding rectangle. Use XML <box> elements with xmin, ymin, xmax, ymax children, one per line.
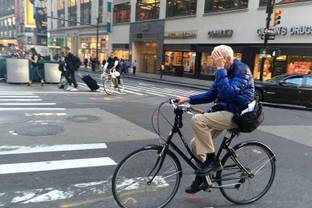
<box><xmin>232</xmin><ymin>140</ymin><xmax>276</xmax><ymax>162</ymax></box>
<box><xmin>143</xmin><ymin>144</ymin><xmax>183</xmax><ymax>178</ymax></box>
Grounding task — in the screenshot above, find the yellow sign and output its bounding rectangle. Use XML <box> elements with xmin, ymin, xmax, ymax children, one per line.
<box><xmin>25</xmin><ymin>0</ymin><xmax>35</xmax><ymax>27</ymax></box>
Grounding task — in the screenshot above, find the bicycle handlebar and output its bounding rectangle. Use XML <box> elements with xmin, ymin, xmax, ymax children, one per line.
<box><xmin>169</xmin><ymin>99</ymin><xmax>205</xmax><ymax>114</ymax></box>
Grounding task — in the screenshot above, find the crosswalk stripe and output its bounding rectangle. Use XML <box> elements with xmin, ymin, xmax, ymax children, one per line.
<box><xmin>0</xmin><ymin>108</ymin><xmax>66</xmax><ymax>111</ymax></box>
<box><xmin>0</xmin><ymin>103</ymin><xmax>56</xmax><ymax>106</ymax></box>
<box><xmin>123</xmin><ymin>89</ymin><xmax>144</xmax><ymax>96</ymax></box>
<box><xmin>126</xmin><ymin>86</ymin><xmax>166</xmax><ymax>97</ymax></box>
<box><xmin>0</xmin><ymin>96</ymin><xmax>39</xmax><ymax>98</ymax></box>
<box><xmin>0</xmin><ymin>143</ymin><xmax>108</xmax><ymax>155</ymax></box>
<box><xmin>25</xmin><ymin>113</ymin><xmax>67</xmax><ymax>116</ymax></box>
<box><xmin>0</xmin><ymin>157</ymin><xmax>116</xmax><ymax>174</ymax></box>
<box><xmin>0</xmin><ymin>99</ymin><xmax>43</xmax><ymax>102</ymax></box>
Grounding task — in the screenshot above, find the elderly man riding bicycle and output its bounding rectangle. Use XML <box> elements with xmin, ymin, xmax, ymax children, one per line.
<box><xmin>176</xmin><ymin>45</ymin><xmax>255</xmax><ymax>194</ymax></box>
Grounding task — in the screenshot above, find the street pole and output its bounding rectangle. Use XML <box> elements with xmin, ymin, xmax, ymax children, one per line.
<box><xmin>259</xmin><ymin>0</ymin><xmax>275</xmax><ymax>81</ymax></box>
<box><xmin>96</xmin><ymin>17</ymin><xmax>100</xmax><ymax>70</ymax></box>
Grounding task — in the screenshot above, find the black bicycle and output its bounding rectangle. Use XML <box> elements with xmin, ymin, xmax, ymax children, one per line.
<box><xmin>112</xmin><ymin>99</ymin><xmax>276</xmax><ymax>208</ymax></box>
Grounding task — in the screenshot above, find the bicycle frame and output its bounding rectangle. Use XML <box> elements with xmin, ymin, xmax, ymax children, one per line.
<box><xmin>147</xmin><ymin>107</ymin><xmax>254</xmax><ymax>187</ymax></box>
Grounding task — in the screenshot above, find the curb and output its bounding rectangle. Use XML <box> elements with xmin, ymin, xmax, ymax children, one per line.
<box><xmin>79</xmin><ymin>69</ymin><xmax>210</xmax><ymax>90</ymax></box>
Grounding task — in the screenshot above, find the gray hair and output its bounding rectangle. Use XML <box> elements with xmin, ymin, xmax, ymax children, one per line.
<box><xmin>213</xmin><ymin>45</ymin><xmax>234</xmax><ymax>58</ymax></box>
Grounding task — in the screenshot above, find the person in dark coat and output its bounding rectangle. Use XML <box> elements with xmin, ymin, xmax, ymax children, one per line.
<box><xmin>64</xmin><ymin>47</ymin><xmax>79</xmax><ymax>91</ymax></box>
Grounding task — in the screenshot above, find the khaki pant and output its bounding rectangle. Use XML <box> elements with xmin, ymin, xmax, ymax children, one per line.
<box><xmin>191</xmin><ymin>111</ymin><xmax>237</xmax><ymax>162</ymax></box>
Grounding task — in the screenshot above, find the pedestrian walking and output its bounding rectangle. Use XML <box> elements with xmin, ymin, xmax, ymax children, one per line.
<box><xmin>132</xmin><ymin>60</ymin><xmax>137</xmax><ymax>76</ymax></box>
<box><xmin>90</xmin><ymin>55</ymin><xmax>97</xmax><ymax>72</ymax></box>
<box><xmin>160</xmin><ymin>62</ymin><xmax>165</xmax><ymax>79</ymax></box>
<box><xmin>29</xmin><ymin>47</ymin><xmax>44</xmax><ymax>86</ymax></box>
<box><xmin>83</xmin><ymin>58</ymin><xmax>88</xmax><ymax>69</ymax></box>
<box><xmin>64</xmin><ymin>47</ymin><xmax>80</xmax><ymax>91</ymax></box>
<box><xmin>58</xmin><ymin>52</ymin><xmax>71</xmax><ymax>89</ymax></box>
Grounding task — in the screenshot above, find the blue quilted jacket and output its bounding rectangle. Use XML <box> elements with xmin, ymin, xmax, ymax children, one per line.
<box><xmin>189</xmin><ymin>59</ymin><xmax>255</xmax><ymax>113</ymax></box>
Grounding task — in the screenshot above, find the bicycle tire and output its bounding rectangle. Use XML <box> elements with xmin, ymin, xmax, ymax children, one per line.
<box><xmin>112</xmin><ymin>146</ymin><xmax>182</xmax><ymax>208</ymax></box>
<box><xmin>217</xmin><ymin>141</ymin><xmax>276</xmax><ymax>205</ymax></box>
<box><xmin>103</xmin><ymin>76</ymin><xmax>114</xmax><ymax>95</ymax></box>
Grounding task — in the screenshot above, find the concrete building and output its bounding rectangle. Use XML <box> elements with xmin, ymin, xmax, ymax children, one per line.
<box><xmin>47</xmin><ymin>0</ymin><xmax>111</xmax><ymax>62</ymax></box>
<box><xmin>0</xmin><ymin>0</ymin><xmax>48</xmax><ymax>55</ymax></box>
<box><xmin>0</xmin><ymin>0</ymin><xmax>17</xmax><ymax>46</ymax></box>
<box><xmin>112</xmin><ymin>0</ymin><xmax>312</xmax><ymax>80</ymax></box>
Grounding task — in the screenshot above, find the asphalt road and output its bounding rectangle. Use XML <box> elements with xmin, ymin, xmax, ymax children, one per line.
<box><xmin>0</xmin><ymin>73</ymin><xmax>311</xmax><ymax>208</ymax></box>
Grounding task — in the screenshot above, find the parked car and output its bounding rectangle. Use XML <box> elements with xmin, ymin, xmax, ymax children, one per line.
<box><xmin>255</xmin><ymin>74</ymin><xmax>312</xmax><ymax>108</ymax></box>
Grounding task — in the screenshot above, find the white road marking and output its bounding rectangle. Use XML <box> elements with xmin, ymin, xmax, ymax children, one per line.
<box><xmin>8</xmin><ymin>180</ymin><xmax>109</xmax><ymax>204</ymax></box>
<box><xmin>0</xmin><ymin>96</ymin><xmax>39</xmax><ymax>98</ymax></box>
<box><xmin>4</xmin><ymin>176</ymin><xmax>169</xmax><ymax>205</ymax></box>
<box><xmin>126</xmin><ymin>86</ymin><xmax>166</xmax><ymax>97</ymax></box>
<box><xmin>0</xmin><ymin>108</ymin><xmax>66</xmax><ymax>111</ymax></box>
<box><xmin>25</xmin><ymin>113</ymin><xmax>67</xmax><ymax>116</ymax></box>
<box><xmin>0</xmin><ymin>99</ymin><xmax>43</xmax><ymax>102</ymax></box>
<box><xmin>0</xmin><ymin>157</ymin><xmax>116</xmax><ymax>174</ymax></box>
<box><xmin>0</xmin><ymin>103</ymin><xmax>56</xmax><ymax>106</ymax></box>
<box><xmin>0</xmin><ymin>143</ymin><xmax>108</xmax><ymax>155</ymax></box>
<box><xmin>8</xmin><ymin>131</ymin><xmax>18</xmax><ymax>136</ymax></box>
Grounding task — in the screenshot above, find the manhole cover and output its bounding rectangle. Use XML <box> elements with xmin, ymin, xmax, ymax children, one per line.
<box><xmin>15</xmin><ymin>124</ymin><xmax>65</xmax><ymax>136</ymax></box>
<box><xmin>67</xmin><ymin>115</ymin><xmax>100</xmax><ymax>123</ymax></box>
<box><xmin>0</xmin><ymin>114</ymin><xmax>28</xmax><ymax>124</ymax></box>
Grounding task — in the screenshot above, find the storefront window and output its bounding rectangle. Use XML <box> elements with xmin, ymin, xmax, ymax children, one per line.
<box><xmin>57</xmin><ymin>0</ymin><xmax>65</xmax><ymax>28</ymax></box>
<box><xmin>254</xmin><ymin>54</ymin><xmax>312</xmax><ymax>80</ymax></box>
<box><xmin>205</xmin><ymin>0</ymin><xmax>248</xmax><ymax>13</ymax></box>
<box><xmin>166</xmin><ymin>0</ymin><xmax>197</xmax><ymax>17</ymax></box>
<box><xmin>287</xmin><ymin>56</ymin><xmax>312</xmax><ymax>74</ymax></box>
<box><xmin>260</xmin><ymin>0</ymin><xmax>312</xmax><ymax>7</ymax></box>
<box><xmin>201</xmin><ymin>52</ymin><xmax>242</xmax><ymax>76</ymax></box>
<box><xmin>136</xmin><ymin>0</ymin><xmax>160</xmax><ymax>21</ymax></box>
<box><xmin>113</xmin><ymin>49</ymin><xmax>129</xmax><ymax>60</ymax></box>
<box><xmin>165</xmin><ymin>51</ymin><xmax>196</xmax><ymax>75</ymax></box>
<box><xmin>79</xmin><ymin>35</ymin><xmax>109</xmax><ymax>63</ymax></box>
<box><xmin>80</xmin><ymin>0</ymin><xmax>91</xmax><ymax>25</ymax></box>
<box><xmin>68</xmin><ymin>0</ymin><xmax>77</xmax><ymax>27</ymax></box>
<box><xmin>114</xmin><ymin>2</ymin><xmax>131</xmax><ymax>24</ymax></box>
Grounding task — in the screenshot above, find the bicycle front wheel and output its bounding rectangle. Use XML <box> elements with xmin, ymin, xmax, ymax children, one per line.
<box><xmin>218</xmin><ymin>141</ymin><xmax>276</xmax><ymax>205</ymax></box>
<box><xmin>112</xmin><ymin>146</ymin><xmax>182</xmax><ymax>208</ymax></box>
<box><xmin>103</xmin><ymin>77</ymin><xmax>114</xmax><ymax>95</ymax></box>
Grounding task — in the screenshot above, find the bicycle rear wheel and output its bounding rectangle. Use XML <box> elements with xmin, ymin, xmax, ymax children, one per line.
<box><xmin>103</xmin><ymin>76</ymin><xmax>114</xmax><ymax>95</ymax></box>
<box><xmin>218</xmin><ymin>141</ymin><xmax>276</xmax><ymax>205</ymax></box>
<box><xmin>112</xmin><ymin>146</ymin><xmax>182</xmax><ymax>208</ymax></box>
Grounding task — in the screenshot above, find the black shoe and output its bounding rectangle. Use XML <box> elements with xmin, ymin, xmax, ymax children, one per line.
<box><xmin>195</xmin><ymin>160</ymin><xmax>222</xmax><ymax>176</ymax></box>
<box><xmin>185</xmin><ymin>176</ymin><xmax>207</xmax><ymax>194</ymax></box>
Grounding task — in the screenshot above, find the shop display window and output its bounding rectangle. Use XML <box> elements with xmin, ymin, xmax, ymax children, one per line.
<box><xmin>260</xmin><ymin>0</ymin><xmax>312</xmax><ymax>7</ymax></box>
<box><xmin>287</xmin><ymin>56</ymin><xmax>312</xmax><ymax>75</ymax></box>
<box><xmin>136</xmin><ymin>0</ymin><xmax>160</xmax><ymax>21</ymax></box>
<box><xmin>201</xmin><ymin>52</ymin><xmax>242</xmax><ymax>76</ymax></box>
<box><xmin>253</xmin><ymin>54</ymin><xmax>273</xmax><ymax>80</ymax></box>
<box><xmin>205</xmin><ymin>0</ymin><xmax>248</xmax><ymax>13</ymax></box>
<box><xmin>165</xmin><ymin>51</ymin><xmax>196</xmax><ymax>75</ymax></box>
<box><xmin>114</xmin><ymin>2</ymin><xmax>131</xmax><ymax>24</ymax></box>
<box><xmin>166</xmin><ymin>0</ymin><xmax>197</xmax><ymax>17</ymax></box>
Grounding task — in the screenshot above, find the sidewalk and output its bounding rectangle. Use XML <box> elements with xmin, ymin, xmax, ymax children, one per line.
<box><xmin>80</xmin><ymin>67</ymin><xmax>212</xmax><ymax>90</ymax></box>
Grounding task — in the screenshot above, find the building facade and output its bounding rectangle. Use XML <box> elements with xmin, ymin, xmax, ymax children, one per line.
<box><xmin>0</xmin><ymin>0</ymin><xmax>17</xmax><ymax>46</ymax></box>
<box><xmin>112</xmin><ymin>0</ymin><xmax>312</xmax><ymax>80</ymax></box>
<box><xmin>47</xmin><ymin>0</ymin><xmax>110</xmax><ymax>62</ymax></box>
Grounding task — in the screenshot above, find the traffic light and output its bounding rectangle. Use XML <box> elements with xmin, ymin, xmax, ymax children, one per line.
<box><xmin>273</xmin><ymin>9</ymin><xmax>282</xmax><ymax>26</ymax></box>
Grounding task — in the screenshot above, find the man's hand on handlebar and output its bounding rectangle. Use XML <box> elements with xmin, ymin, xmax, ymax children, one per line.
<box><xmin>176</xmin><ymin>96</ymin><xmax>190</xmax><ymax>105</ymax></box>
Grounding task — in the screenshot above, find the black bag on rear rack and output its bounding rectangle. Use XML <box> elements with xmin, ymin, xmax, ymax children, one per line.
<box><xmin>233</xmin><ymin>101</ymin><xmax>264</xmax><ymax>133</ymax></box>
